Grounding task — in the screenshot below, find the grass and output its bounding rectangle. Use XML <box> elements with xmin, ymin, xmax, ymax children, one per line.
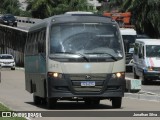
<box><xmin>0</xmin><ymin>103</ymin><xmax>26</xmax><ymax>120</ymax></box>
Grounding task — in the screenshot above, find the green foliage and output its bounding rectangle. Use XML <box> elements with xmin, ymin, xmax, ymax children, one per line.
<box><xmin>98</xmin><ymin>0</ymin><xmax>123</xmax><ymax>14</ymax></box>
<box><xmin>122</xmin><ymin>0</ymin><xmax>160</xmax><ymax>38</ymax></box>
<box><xmin>26</xmin><ymin>0</ymin><xmax>95</xmax><ymax>18</ymax></box>
<box><xmin>0</xmin><ymin>103</ymin><xmax>26</xmax><ymax>120</ymax></box>
<box><xmin>0</xmin><ymin>0</ymin><xmax>21</xmax><ymax>15</ymax></box>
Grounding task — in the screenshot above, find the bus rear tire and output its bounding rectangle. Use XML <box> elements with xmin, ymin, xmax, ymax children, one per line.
<box><xmin>33</xmin><ymin>95</ymin><xmax>41</xmax><ymax>105</ymax></box>
<box><xmin>111</xmin><ymin>97</ymin><xmax>122</xmax><ymax>108</ymax></box>
<box><xmin>47</xmin><ymin>98</ymin><xmax>57</xmax><ymax>109</ymax></box>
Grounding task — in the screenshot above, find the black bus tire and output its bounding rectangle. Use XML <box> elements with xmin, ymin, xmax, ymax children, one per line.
<box><xmin>47</xmin><ymin>98</ymin><xmax>57</xmax><ymax>109</ymax></box>
<box><xmin>112</xmin><ymin>97</ymin><xmax>122</xmax><ymax>108</ymax></box>
<box><xmin>33</xmin><ymin>95</ymin><xmax>41</xmax><ymax>105</ymax></box>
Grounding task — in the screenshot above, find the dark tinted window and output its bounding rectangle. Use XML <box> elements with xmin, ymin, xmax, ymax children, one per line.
<box><xmin>0</xmin><ymin>55</ymin><xmax>13</xmax><ymax>59</ymax></box>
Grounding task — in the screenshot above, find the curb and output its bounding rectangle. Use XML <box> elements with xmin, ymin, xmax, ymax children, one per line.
<box><xmin>15</xmin><ymin>67</ymin><xmax>24</xmax><ymax>70</ymax></box>
<box><xmin>124</xmin><ymin>92</ymin><xmax>160</xmax><ymax>102</ymax></box>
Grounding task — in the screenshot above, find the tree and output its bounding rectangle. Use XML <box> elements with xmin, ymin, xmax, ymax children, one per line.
<box><xmin>97</xmin><ymin>0</ymin><xmax>124</xmax><ymax>14</ymax></box>
<box><xmin>26</xmin><ymin>0</ymin><xmax>94</xmax><ymax>18</ymax></box>
<box><xmin>0</xmin><ymin>0</ymin><xmax>21</xmax><ymax>15</ymax></box>
<box><xmin>121</xmin><ymin>0</ymin><xmax>160</xmax><ymax>38</ymax></box>
<box><xmin>26</xmin><ymin>0</ymin><xmax>54</xmax><ymax>18</ymax></box>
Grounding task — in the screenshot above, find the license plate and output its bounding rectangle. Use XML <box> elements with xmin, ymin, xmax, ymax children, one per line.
<box><xmin>81</xmin><ymin>81</ymin><xmax>95</xmax><ymax>87</ymax></box>
<box><xmin>4</xmin><ymin>62</ymin><xmax>10</xmax><ymax>64</ymax></box>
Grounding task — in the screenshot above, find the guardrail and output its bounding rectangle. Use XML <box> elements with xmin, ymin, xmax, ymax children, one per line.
<box><xmin>16</xmin><ymin>16</ymin><xmax>42</xmax><ymax>24</ymax></box>
<box><xmin>0</xmin><ymin>14</ymin><xmax>42</xmax><ymax>24</ymax></box>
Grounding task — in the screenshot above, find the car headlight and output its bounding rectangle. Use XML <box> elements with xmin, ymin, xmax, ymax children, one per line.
<box><xmin>148</xmin><ymin>67</ymin><xmax>153</xmax><ymax>71</ymax></box>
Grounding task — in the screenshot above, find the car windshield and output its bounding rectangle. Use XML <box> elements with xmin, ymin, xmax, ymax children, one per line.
<box><xmin>146</xmin><ymin>45</ymin><xmax>160</xmax><ymax>57</ymax></box>
<box><xmin>3</xmin><ymin>15</ymin><xmax>16</xmax><ymax>21</ymax></box>
<box><xmin>0</xmin><ymin>55</ymin><xmax>13</xmax><ymax>59</ymax></box>
<box><xmin>50</xmin><ymin>23</ymin><xmax>123</xmax><ymax>59</ymax></box>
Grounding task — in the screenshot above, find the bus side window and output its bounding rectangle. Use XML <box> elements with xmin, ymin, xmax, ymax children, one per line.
<box><xmin>38</xmin><ymin>29</ymin><xmax>46</xmax><ymax>53</ymax></box>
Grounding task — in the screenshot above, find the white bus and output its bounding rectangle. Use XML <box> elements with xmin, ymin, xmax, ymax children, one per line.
<box><xmin>120</xmin><ymin>28</ymin><xmax>137</xmax><ymax>71</ymax></box>
<box><xmin>24</xmin><ymin>14</ymin><xmax>126</xmax><ymax>109</ymax></box>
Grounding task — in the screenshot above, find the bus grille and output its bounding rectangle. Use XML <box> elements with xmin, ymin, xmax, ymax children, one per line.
<box><xmin>69</xmin><ymin>74</ymin><xmax>107</xmax><ymax>80</ymax></box>
<box><xmin>66</xmin><ymin>74</ymin><xmax>109</xmax><ymax>92</ymax></box>
<box><xmin>71</xmin><ymin>80</ymin><xmax>104</xmax><ymax>92</ymax></box>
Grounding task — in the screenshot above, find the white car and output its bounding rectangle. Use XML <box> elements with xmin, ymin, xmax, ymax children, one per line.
<box><xmin>0</xmin><ymin>54</ymin><xmax>15</xmax><ymax>70</ymax></box>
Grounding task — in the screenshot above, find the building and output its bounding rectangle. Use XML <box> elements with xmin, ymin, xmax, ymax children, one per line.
<box><xmin>19</xmin><ymin>0</ymin><xmax>27</xmax><ymax>11</ymax></box>
<box><xmin>87</xmin><ymin>0</ymin><xmax>101</xmax><ymax>10</ymax></box>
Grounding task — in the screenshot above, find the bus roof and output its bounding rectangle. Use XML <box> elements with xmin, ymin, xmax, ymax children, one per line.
<box><xmin>65</xmin><ymin>11</ymin><xmax>94</xmax><ymax>15</ymax></box>
<box><xmin>120</xmin><ymin>28</ymin><xmax>137</xmax><ymax>35</ymax></box>
<box><xmin>136</xmin><ymin>39</ymin><xmax>160</xmax><ymax>45</ymax></box>
<box><xmin>28</xmin><ymin>14</ymin><xmax>116</xmax><ymax>32</ymax></box>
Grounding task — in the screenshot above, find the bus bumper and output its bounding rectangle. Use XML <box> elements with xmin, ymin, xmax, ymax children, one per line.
<box><xmin>47</xmin><ymin>74</ymin><xmax>126</xmax><ymax>98</ymax></box>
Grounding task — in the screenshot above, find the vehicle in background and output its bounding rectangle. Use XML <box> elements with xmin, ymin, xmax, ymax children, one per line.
<box><xmin>120</xmin><ymin>28</ymin><xmax>137</xmax><ymax>71</ymax></box>
<box><xmin>24</xmin><ymin>14</ymin><xmax>126</xmax><ymax>109</ymax></box>
<box><xmin>0</xmin><ymin>14</ymin><xmax>17</xmax><ymax>27</ymax></box>
<box><xmin>0</xmin><ymin>54</ymin><xmax>15</xmax><ymax>70</ymax></box>
<box><xmin>137</xmin><ymin>34</ymin><xmax>150</xmax><ymax>39</ymax></box>
<box><xmin>103</xmin><ymin>12</ymin><xmax>137</xmax><ymax>72</ymax></box>
<box><xmin>133</xmin><ymin>39</ymin><xmax>160</xmax><ymax>85</ymax></box>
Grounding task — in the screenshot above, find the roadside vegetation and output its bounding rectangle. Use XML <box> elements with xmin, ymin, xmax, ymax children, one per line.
<box><xmin>0</xmin><ymin>0</ymin><xmax>159</xmax><ymax>39</ymax></box>
<box><xmin>98</xmin><ymin>0</ymin><xmax>160</xmax><ymax>38</ymax></box>
<box><xmin>0</xmin><ymin>103</ymin><xmax>26</xmax><ymax>120</ymax></box>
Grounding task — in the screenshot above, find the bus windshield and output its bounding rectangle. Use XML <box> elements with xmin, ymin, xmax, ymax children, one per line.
<box><xmin>122</xmin><ymin>35</ymin><xmax>136</xmax><ymax>54</ymax></box>
<box><xmin>50</xmin><ymin>23</ymin><xmax>123</xmax><ymax>59</ymax></box>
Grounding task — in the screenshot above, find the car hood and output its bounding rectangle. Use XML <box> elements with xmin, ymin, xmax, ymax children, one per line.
<box><xmin>0</xmin><ymin>59</ymin><xmax>15</xmax><ymax>62</ymax></box>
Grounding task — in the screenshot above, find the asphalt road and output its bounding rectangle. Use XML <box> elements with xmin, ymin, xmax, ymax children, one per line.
<box><xmin>0</xmin><ymin>69</ymin><xmax>160</xmax><ymax>120</ymax></box>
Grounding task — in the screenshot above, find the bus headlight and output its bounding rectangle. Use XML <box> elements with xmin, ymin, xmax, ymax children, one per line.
<box><xmin>48</xmin><ymin>72</ymin><xmax>62</xmax><ymax>79</ymax></box>
<box><xmin>116</xmin><ymin>73</ymin><xmax>122</xmax><ymax>78</ymax></box>
<box><xmin>112</xmin><ymin>72</ymin><xmax>125</xmax><ymax>79</ymax></box>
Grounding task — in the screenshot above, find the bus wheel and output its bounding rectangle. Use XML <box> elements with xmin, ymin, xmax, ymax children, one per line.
<box><xmin>33</xmin><ymin>95</ymin><xmax>41</xmax><ymax>105</ymax></box>
<box><xmin>111</xmin><ymin>97</ymin><xmax>122</xmax><ymax>108</ymax></box>
<box><xmin>47</xmin><ymin>98</ymin><xmax>57</xmax><ymax>109</ymax></box>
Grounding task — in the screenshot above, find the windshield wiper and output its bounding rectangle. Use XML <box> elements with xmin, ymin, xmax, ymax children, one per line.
<box><xmin>85</xmin><ymin>52</ymin><xmax>118</xmax><ymax>61</ymax></box>
<box><xmin>55</xmin><ymin>52</ymin><xmax>89</xmax><ymax>62</ymax></box>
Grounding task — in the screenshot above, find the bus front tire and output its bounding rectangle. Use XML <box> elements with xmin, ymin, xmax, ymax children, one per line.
<box><xmin>111</xmin><ymin>97</ymin><xmax>122</xmax><ymax>108</ymax></box>
<box><xmin>47</xmin><ymin>98</ymin><xmax>57</xmax><ymax>109</ymax></box>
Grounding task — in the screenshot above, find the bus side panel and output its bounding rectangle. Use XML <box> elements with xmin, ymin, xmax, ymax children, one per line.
<box><xmin>25</xmin><ymin>55</ymin><xmax>46</xmax><ymax>97</ymax></box>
